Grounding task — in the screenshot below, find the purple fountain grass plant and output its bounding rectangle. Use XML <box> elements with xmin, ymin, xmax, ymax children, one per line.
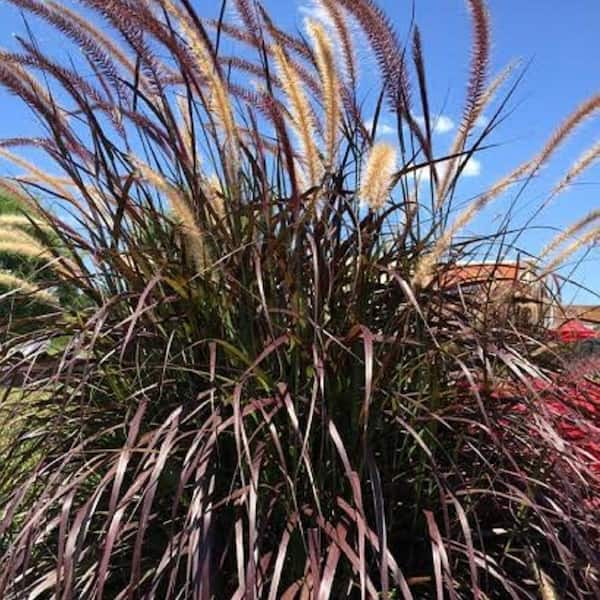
<box><xmin>0</xmin><ymin>1</ymin><xmax>598</xmax><ymax>598</ymax></box>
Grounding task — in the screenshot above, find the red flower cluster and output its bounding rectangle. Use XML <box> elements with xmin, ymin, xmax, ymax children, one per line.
<box><xmin>458</xmin><ymin>360</ymin><xmax>600</xmax><ymax>479</ymax></box>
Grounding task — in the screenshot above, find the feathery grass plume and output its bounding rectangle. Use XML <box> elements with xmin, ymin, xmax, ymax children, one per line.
<box><xmin>0</xmin><ymin>48</ymin><xmax>55</xmax><ymax>108</ymax></box>
<box><xmin>208</xmin><ymin>19</ymin><xmax>322</xmax><ymax>98</ymax></box>
<box><xmin>204</xmin><ymin>173</ymin><xmax>225</xmax><ymax>221</ymax></box>
<box><xmin>336</xmin><ymin>0</ymin><xmax>409</xmax><ymax>108</ymax></box>
<box><xmin>542</xmin><ymin>226</ymin><xmax>600</xmax><ymax>276</ymax></box>
<box><xmin>0</xmin><ymin>145</ymin><xmax>71</xmax><ymax>191</ymax></box>
<box><xmin>412</xmin><ymin>27</ymin><xmax>431</xmax><ymax>134</ymax></box>
<box><xmin>0</xmin><ymin>269</ymin><xmax>58</xmax><ymax>305</ymax></box>
<box><xmin>550</xmin><ymin>140</ymin><xmax>600</xmax><ymax>198</ymax></box>
<box><xmin>7</xmin><ymin>0</ymin><xmax>130</xmax><ymax>97</ymax></box>
<box><xmin>477</xmin><ymin>60</ymin><xmax>519</xmax><ymax>120</ymax></box>
<box><xmin>435</xmin><ymin>0</ymin><xmax>491</xmax><ymax>205</ymax></box>
<box><xmin>132</xmin><ymin>158</ymin><xmax>208</xmax><ymax>273</ymax></box>
<box><xmin>0</xmin><ymin>218</ymin><xmax>83</xmax><ymax>282</ymax></box>
<box><xmin>494</xmin><ymin>94</ymin><xmax>600</xmax><ymax>221</ymax></box>
<box><xmin>46</xmin><ymin>0</ymin><xmax>132</xmax><ymax>71</ymax></box>
<box><xmin>0</xmin><ymin>227</ymin><xmax>46</xmax><ymax>248</ymax></box>
<box><xmin>437</xmin><ymin>60</ymin><xmax>518</xmax><ymax>205</ymax></box>
<box><xmin>318</xmin><ymin>0</ymin><xmax>357</xmax><ymax>89</ymax></box>
<box><xmin>540</xmin><ymin>209</ymin><xmax>600</xmax><ymax>260</ymax></box>
<box><xmin>75</xmin><ymin>1</ymin><xmax>162</xmax><ymax>73</ymax></box>
<box><xmin>10</xmin><ymin>37</ymin><xmax>127</xmax><ymax>135</ymax></box>
<box><xmin>176</xmin><ymin>93</ymin><xmax>196</xmax><ymax>163</ymax></box>
<box><xmin>0</xmin><ymin>179</ymin><xmax>39</xmax><ymax>215</ymax></box>
<box><xmin>0</xmin><ymin>240</ymin><xmax>53</xmax><ymax>261</ymax></box>
<box><xmin>45</xmin><ymin>0</ymin><xmax>157</xmax><ymax>97</ymax></box>
<box><xmin>162</xmin><ymin>0</ymin><xmax>239</xmax><ymax>173</ymax></box>
<box><xmin>256</xmin><ymin>4</ymin><xmax>313</xmax><ymax>61</ymax></box>
<box><xmin>359</xmin><ymin>142</ymin><xmax>397</xmax><ymax>210</ymax></box>
<box><xmin>509</xmin><ymin>209</ymin><xmax>600</xmax><ymax>289</ymax></box>
<box><xmin>271</xmin><ymin>42</ymin><xmax>322</xmax><ymax>188</ymax></box>
<box><xmin>306</xmin><ymin>19</ymin><xmax>341</xmax><ymax>167</ymax></box>
<box><xmin>0</xmin><ymin>214</ymin><xmax>30</xmax><ymax>229</ymax></box>
<box><xmin>233</xmin><ymin>0</ymin><xmax>262</xmax><ymax>43</ymax></box>
<box><xmin>531</xmin><ymin>94</ymin><xmax>600</xmax><ymax>173</ymax></box>
<box><xmin>414</xmin><ymin>167</ymin><xmax>526</xmax><ymax>287</ymax></box>
<box><xmin>222</xmin><ymin>55</ymin><xmax>284</xmax><ymax>90</ymax></box>
<box><xmin>0</xmin><ymin>59</ymin><xmax>75</xmax><ymax>153</ymax></box>
<box><xmin>0</xmin><ymin>214</ymin><xmax>44</xmax><ymax>229</ymax></box>
<box><xmin>462</xmin><ymin>0</ymin><xmax>490</xmax><ymax>128</ymax></box>
<box><xmin>0</xmin><ymin>148</ymin><xmax>73</xmax><ymax>200</ymax></box>
<box><xmin>0</xmin><ymin>232</ymin><xmax>73</xmax><ymax>279</ymax></box>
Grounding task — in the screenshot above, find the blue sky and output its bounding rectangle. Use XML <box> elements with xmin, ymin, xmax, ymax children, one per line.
<box><xmin>0</xmin><ymin>0</ymin><xmax>598</xmax><ymax>303</ymax></box>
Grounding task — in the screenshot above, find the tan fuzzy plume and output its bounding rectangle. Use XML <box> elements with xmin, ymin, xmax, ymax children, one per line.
<box><xmin>132</xmin><ymin>158</ymin><xmax>208</xmax><ymax>272</ymax></box>
<box><xmin>0</xmin><ymin>179</ymin><xmax>41</xmax><ymax>214</ymax></box>
<box><xmin>0</xmin><ymin>270</ymin><xmax>58</xmax><ymax>305</ymax></box>
<box><xmin>531</xmin><ymin>95</ymin><xmax>600</xmax><ymax>174</ymax></box>
<box><xmin>359</xmin><ymin>142</ymin><xmax>397</xmax><ymax>210</ymax></box>
<box><xmin>414</xmin><ymin>167</ymin><xmax>525</xmax><ymax>287</ymax></box>
<box><xmin>0</xmin><ymin>148</ymin><xmax>73</xmax><ymax>200</ymax></box>
<box><xmin>0</xmin><ymin>225</ymin><xmax>77</xmax><ymax>280</ymax></box>
<box><xmin>550</xmin><ymin>140</ymin><xmax>600</xmax><ymax>198</ymax></box>
<box><xmin>0</xmin><ymin>56</ymin><xmax>74</xmax><ymax>149</ymax></box>
<box><xmin>176</xmin><ymin>94</ymin><xmax>197</xmax><ymax>163</ymax></box>
<box><xmin>162</xmin><ymin>0</ymin><xmax>239</xmax><ymax>174</ymax></box>
<box><xmin>436</xmin><ymin>60</ymin><xmax>518</xmax><ymax>206</ymax></box>
<box><xmin>0</xmin><ymin>227</ymin><xmax>46</xmax><ymax>247</ymax></box>
<box><xmin>317</xmin><ymin>0</ymin><xmax>357</xmax><ymax>89</ymax></box>
<box><xmin>540</xmin><ymin>209</ymin><xmax>600</xmax><ymax>260</ymax></box>
<box><xmin>306</xmin><ymin>18</ymin><xmax>341</xmax><ymax>167</ymax></box>
<box><xmin>0</xmin><ymin>240</ymin><xmax>52</xmax><ymax>261</ymax></box>
<box><xmin>417</xmin><ymin>94</ymin><xmax>600</xmax><ymax>287</ymax></box>
<box><xmin>478</xmin><ymin>60</ymin><xmax>520</xmax><ymax>119</ymax></box>
<box><xmin>542</xmin><ymin>226</ymin><xmax>599</xmax><ymax>276</ymax></box>
<box><xmin>497</xmin><ymin>95</ymin><xmax>600</xmax><ymax>213</ymax></box>
<box><xmin>272</xmin><ymin>42</ymin><xmax>322</xmax><ymax>188</ymax></box>
<box><xmin>204</xmin><ymin>174</ymin><xmax>225</xmax><ymax>222</ymax></box>
<box><xmin>0</xmin><ymin>214</ymin><xmax>45</xmax><ymax>229</ymax></box>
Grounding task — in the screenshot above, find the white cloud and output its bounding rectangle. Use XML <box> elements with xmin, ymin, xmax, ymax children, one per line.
<box><xmin>410</xmin><ymin>157</ymin><xmax>482</xmax><ymax>184</ymax></box>
<box><xmin>365</xmin><ymin>119</ymin><xmax>396</xmax><ymax>136</ymax></box>
<box><xmin>462</xmin><ymin>157</ymin><xmax>482</xmax><ymax>177</ymax></box>
<box><xmin>415</xmin><ymin>114</ymin><xmax>455</xmax><ymax>134</ymax></box>
<box><xmin>366</xmin><ymin>114</ymin><xmax>456</xmax><ymax>138</ymax></box>
<box><xmin>433</xmin><ymin>115</ymin><xmax>455</xmax><ymax>134</ymax></box>
<box><xmin>298</xmin><ymin>3</ymin><xmax>334</xmax><ymax>28</ymax></box>
<box><xmin>474</xmin><ymin>115</ymin><xmax>489</xmax><ymax>129</ymax></box>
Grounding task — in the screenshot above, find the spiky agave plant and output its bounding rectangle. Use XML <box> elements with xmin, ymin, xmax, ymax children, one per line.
<box><xmin>0</xmin><ymin>0</ymin><xmax>599</xmax><ymax>597</ymax></box>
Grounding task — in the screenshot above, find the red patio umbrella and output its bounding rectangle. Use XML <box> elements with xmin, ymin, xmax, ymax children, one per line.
<box><xmin>555</xmin><ymin>319</ymin><xmax>599</xmax><ymax>343</ymax></box>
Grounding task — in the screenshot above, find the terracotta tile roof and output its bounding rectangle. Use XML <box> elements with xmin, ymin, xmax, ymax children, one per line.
<box><xmin>557</xmin><ymin>305</ymin><xmax>600</xmax><ymax>326</ymax></box>
<box><xmin>436</xmin><ymin>263</ymin><xmax>531</xmax><ymax>289</ymax></box>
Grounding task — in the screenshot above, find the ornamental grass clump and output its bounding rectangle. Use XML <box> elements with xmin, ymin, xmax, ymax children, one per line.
<box><xmin>0</xmin><ymin>0</ymin><xmax>598</xmax><ymax>598</ymax></box>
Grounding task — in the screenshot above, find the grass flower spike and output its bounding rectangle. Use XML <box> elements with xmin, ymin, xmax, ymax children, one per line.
<box><xmin>272</xmin><ymin>42</ymin><xmax>322</xmax><ymax>188</ymax></box>
<box><xmin>306</xmin><ymin>18</ymin><xmax>341</xmax><ymax>167</ymax></box>
<box><xmin>0</xmin><ymin>270</ymin><xmax>58</xmax><ymax>305</ymax></box>
<box><xmin>360</xmin><ymin>142</ymin><xmax>397</xmax><ymax>210</ymax></box>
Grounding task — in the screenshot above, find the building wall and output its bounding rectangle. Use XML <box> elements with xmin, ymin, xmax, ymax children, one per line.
<box><xmin>437</xmin><ymin>262</ymin><xmax>557</xmax><ymax>328</ymax></box>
